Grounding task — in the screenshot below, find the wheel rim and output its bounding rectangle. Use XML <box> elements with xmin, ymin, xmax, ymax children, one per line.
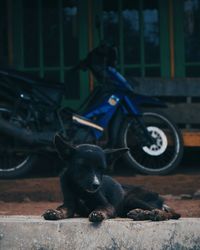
<box><xmin>0</xmin><ymin>155</ymin><xmax>30</xmax><ymax>173</ymax></box>
<box><xmin>142</xmin><ymin>126</ymin><xmax>168</xmax><ymax>156</ymax></box>
<box><xmin>0</xmin><ymin>107</ymin><xmax>30</xmax><ymax>173</ymax></box>
<box><xmin>124</xmin><ymin>112</ymin><xmax>181</xmax><ymax>172</ymax></box>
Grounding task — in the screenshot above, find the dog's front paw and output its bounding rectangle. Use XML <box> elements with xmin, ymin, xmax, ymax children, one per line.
<box><xmin>127</xmin><ymin>209</ymin><xmax>151</xmax><ymax>220</ymax></box>
<box><xmin>89</xmin><ymin>211</ymin><xmax>106</xmax><ymax>222</ymax></box>
<box><xmin>149</xmin><ymin>209</ymin><xmax>171</xmax><ymax>221</ymax></box>
<box><xmin>43</xmin><ymin>209</ymin><xmax>63</xmax><ymax>220</ymax></box>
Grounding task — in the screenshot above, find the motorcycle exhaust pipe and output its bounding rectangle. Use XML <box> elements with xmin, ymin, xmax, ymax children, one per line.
<box><xmin>0</xmin><ymin>114</ymin><xmax>103</xmax><ymax>146</ymax></box>
<box><xmin>0</xmin><ymin>119</ymin><xmax>54</xmax><ymax>146</ymax></box>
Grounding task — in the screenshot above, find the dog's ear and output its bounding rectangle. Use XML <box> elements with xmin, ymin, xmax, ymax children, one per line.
<box><xmin>104</xmin><ymin>148</ymin><xmax>129</xmax><ymax>165</ymax></box>
<box><xmin>54</xmin><ymin>133</ymin><xmax>77</xmax><ymax>160</ymax></box>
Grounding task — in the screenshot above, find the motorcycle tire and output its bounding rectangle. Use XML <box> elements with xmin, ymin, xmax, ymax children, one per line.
<box><xmin>0</xmin><ymin>103</ymin><xmax>38</xmax><ymax>179</ymax></box>
<box><xmin>119</xmin><ymin>111</ymin><xmax>184</xmax><ymax>175</ymax></box>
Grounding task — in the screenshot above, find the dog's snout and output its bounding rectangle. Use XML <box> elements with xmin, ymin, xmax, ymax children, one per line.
<box><xmin>91</xmin><ymin>175</ymin><xmax>100</xmax><ymax>191</ymax></box>
<box><xmin>94</xmin><ymin>175</ymin><xmax>100</xmax><ymax>184</ymax></box>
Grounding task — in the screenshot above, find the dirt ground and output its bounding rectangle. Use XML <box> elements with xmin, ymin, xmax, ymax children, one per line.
<box><xmin>0</xmin><ymin>172</ymin><xmax>200</xmax><ymax>218</ymax></box>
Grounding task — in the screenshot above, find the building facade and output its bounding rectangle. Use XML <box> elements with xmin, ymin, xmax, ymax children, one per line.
<box><xmin>0</xmin><ymin>0</ymin><xmax>200</xmax><ymax>144</ymax></box>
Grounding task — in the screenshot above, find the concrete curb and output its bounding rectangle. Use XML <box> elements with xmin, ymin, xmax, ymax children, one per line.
<box><xmin>0</xmin><ymin>216</ymin><xmax>200</xmax><ymax>250</ymax></box>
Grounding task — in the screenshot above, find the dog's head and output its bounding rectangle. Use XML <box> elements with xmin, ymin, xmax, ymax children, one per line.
<box><xmin>54</xmin><ymin>134</ymin><xmax>128</xmax><ymax>193</ymax></box>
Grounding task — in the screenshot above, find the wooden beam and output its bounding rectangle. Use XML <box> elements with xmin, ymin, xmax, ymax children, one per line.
<box><xmin>130</xmin><ymin>77</ymin><xmax>200</xmax><ymax>97</ymax></box>
<box><xmin>182</xmin><ymin>130</ymin><xmax>200</xmax><ymax>147</ymax></box>
<box><xmin>144</xmin><ymin>104</ymin><xmax>200</xmax><ymax>124</ymax></box>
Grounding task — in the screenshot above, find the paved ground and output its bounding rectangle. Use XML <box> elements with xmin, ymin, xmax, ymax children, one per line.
<box><xmin>1</xmin><ymin>217</ymin><xmax>200</xmax><ymax>250</ymax></box>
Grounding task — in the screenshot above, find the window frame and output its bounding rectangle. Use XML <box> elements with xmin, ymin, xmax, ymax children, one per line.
<box><xmin>174</xmin><ymin>0</ymin><xmax>200</xmax><ymax>77</ymax></box>
<box><xmin>11</xmin><ymin>0</ymin><xmax>90</xmax><ymax>109</ymax></box>
<box><xmin>98</xmin><ymin>0</ymin><xmax>171</xmax><ymax>78</ymax></box>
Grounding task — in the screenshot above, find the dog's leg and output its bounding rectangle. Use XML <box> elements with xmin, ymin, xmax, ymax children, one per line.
<box><xmin>89</xmin><ymin>205</ymin><xmax>116</xmax><ymax>222</ymax></box>
<box><xmin>127</xmin><ymin>207</ymin><xmax>181</xmax><ymax>221</ymax></box>
<box><xmin>161</xmin><ymin>204</ymin><xmax>181</xmax><ymax>220</ymax></box>
<box><xmin>43</xmin><ymin>184</ymin><xmax>76</xmax><ymax>220</ymax></box>
<box><xmin>127</xmin><ymin>208</ymin><xmax>167</xmax><ymax>221</ymax></box>
<box><xmin>43</xmin><ymin>204</ymin><xmax>75</xmax><ymax>220</ymax></box>
<box><xmin>127</xmin><ymin>209</ymin><xmax>152</xmax><ymax>220</ymax></box>
<box><xmin>148</xmin><ymin>207</ymin><xmax>181</xmax><ymax>221</ymax></box>
<box><xmin>123</xmin><ymin>187</ymin><xmax>181</xmax><ymax>221</ymax></box>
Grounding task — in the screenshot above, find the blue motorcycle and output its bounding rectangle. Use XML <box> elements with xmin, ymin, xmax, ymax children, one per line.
<box><xmin>80</xmin><ymin>44</ymin><xmax>183</xmax><ymax>175</ymax></box>
<box><xmin>0</xmin><ymin>44</ymin><xmax>183</xmax><ymax>178</ymax></box>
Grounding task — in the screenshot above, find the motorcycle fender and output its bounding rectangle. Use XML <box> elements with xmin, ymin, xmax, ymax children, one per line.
<box><xmin>133</xmin><ymin>93</ymin><xmax>167</xmax><ymax>108</ymax></box>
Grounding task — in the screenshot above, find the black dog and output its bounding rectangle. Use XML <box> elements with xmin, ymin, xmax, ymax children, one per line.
<box><xmin>43</xmin><ymin>134</ymin><xmax>180</xmax><ymax>222</ymax></box>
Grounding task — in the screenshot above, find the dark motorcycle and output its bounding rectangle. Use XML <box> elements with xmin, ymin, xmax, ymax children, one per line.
<box><xmin>0</xmin><ymin>44</ymin><xmax>183</xmax><ymax>178</ymax></box>
<box><xmin>0</xmin><ymin>68</ymin><xmax>104</xmax><ymax>178</ymax></box>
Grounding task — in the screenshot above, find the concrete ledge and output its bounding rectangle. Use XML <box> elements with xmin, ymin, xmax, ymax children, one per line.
<box><xmin>0</xmin><ymin>216</ymin><xmax>200</xmax><ymax>250</ymax></box>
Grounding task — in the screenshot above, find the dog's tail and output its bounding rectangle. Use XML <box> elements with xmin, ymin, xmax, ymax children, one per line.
<box><xmin>162</xmin><ymin>204</ymin><xmax>181</xmax><ymax>219</ymax></box>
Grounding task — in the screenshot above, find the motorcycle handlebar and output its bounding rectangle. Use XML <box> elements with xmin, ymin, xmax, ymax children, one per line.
<box><xmin>68</xmin><ymin>43</ymin><xmax>118</xmax><ymax>72</ymax></box>
<box><xmin>68</xmin><ymin>59</ymin><xmax>88</xmax><ymax>72</ymax></box>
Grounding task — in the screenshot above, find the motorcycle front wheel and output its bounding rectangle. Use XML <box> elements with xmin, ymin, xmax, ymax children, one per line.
<box><xmin>119</xmin><ymin>111</ymin><xmax>184</xmax><ymax>175</ymax></box>
<box><xmin>0</xmin><ymin>104</ymin><xmax>38</xmax><ymax>179</ymax></box>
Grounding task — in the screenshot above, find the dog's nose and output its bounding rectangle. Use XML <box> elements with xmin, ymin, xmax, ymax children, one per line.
<box><xmin>91</xmin><ymin>175</ymin><xmax>100</xmax><ymax>191</ymax></box>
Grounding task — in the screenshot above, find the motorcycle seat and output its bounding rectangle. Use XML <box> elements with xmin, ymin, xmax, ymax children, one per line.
<box><xmin>0</xmin><ymin>67</ymin><xmax>65</xmax><ymax>105</ymax></box>
<box><xmin>0</xmin><ymin>67</ymin><xmax>63</xmax><ymax>89</ymax></box>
